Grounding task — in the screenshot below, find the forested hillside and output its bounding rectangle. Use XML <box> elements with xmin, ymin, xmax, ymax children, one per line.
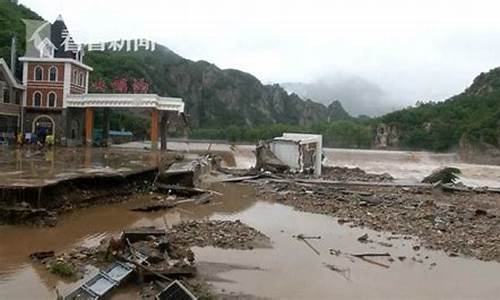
<box><xmin>379</xmin><ymin>69</ymin><xmax>500</xmax><ymax>151</ymax></box>
<box><xmin>0</xmin><ymin>0</ymin><xmax>41</xmax><ymax>75</ymax></box>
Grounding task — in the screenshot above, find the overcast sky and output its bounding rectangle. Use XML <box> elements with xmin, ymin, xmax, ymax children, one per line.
<box><xmin>20</xmin><ymin>0</ymin><xmax>500</xmax><ymax>106</ymax></box>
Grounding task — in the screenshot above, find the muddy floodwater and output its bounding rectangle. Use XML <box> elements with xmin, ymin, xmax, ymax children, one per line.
<box><xmin>0</xmin><ymin>183</ymin><xmax>499</xmax><ymax>299</ymax></box>
<box><xmin>120</xmin><ymin>140</ymin><xmax>500</xmax><ymax>188</ymax></box>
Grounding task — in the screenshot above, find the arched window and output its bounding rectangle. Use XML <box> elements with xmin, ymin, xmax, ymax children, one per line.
<box><xmin>47</xmin><ymin>92</ymin><xmax>57</xmax><ymax>107</ymax></box>
<box><xmin>33</xmin><ymin>91</ymin><xmax>42</xmax><ymax>107</ymax></box>
<box><xmin>49</xmin><ymin>66</ymin><xmax>57</xmax><ymax>81</ymax></box>
<box><xmin>34</xmin><ymin>66</ymin><xmax>43</xmax><ymax>81</ymax></box>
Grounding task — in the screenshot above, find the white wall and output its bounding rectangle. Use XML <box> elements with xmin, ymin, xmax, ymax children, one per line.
<box><xmin>270</xmin><ymin>141</ymin><xmax>301</xmax><ymax>169</ymax></box>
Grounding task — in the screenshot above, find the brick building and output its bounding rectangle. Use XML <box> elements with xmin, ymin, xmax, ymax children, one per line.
<box><xmin>2</xmin><ymin>15</ymin><xmax>184</xmax><ymax>148</ymax></box>
<box><xmin>19</xmin><ymin>15</ymin><xmax>91</xmax><ymax>145</ymax></box>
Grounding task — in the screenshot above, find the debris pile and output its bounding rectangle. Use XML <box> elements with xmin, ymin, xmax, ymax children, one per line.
<box><xmin>255</xmin><ymin>141</ymin><xmax>290</xmax><ymax>174</ymax></box>
<box><xmin>320</xmin><ymin>166</ymin><xmax>393</xmax><ymax>182</ymax></box>
<box><xmin>29</xmin><ymin>220</ymin><xmax>270</xmax><ymax>299</ymax></box>
<box><xmin>168</xmin><ymin>220</ymin><xmax>271</xmax><ymax>250</ymax></box>
<box><xmin>158</xmin><ymin>156</ymin><xmax>215</xmax><ymax>188</ymax></box>
<box><xmin>252</xmin><ymin>179</ymin><xmax>500</xmax><ymax>262</ymax></box>
<box><xmin>0</xmin><ymin>205</ymin><xmax>58</xmax><ymax>227</ymax></box>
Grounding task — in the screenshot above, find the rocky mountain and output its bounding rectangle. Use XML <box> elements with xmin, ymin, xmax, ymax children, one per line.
<box><xmin>85</xmin><ymin>48</ymin><xmax>351</xmax><ymax>128</ymax></box>
<box><xmin>282</xmin><ymin>74</ymin><xmax>397</xmax><ymax>117</ymax></box>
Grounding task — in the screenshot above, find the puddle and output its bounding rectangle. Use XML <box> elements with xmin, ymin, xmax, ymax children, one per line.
<box><xmin>194</xmin><ymin>202</ymin><xmax>500</xmax><ymax>300</ymax></box>
<box><xmin>0</xmin><ymin>183</ymin><xmax>498</xmax><ymax>299</ymax></box>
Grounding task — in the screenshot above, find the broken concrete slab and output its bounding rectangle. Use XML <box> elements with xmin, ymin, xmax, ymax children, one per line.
<box><xmin>121</xmin><ymin>228</ymin><xmax>167</xmax><ymax>243</ymax></box>
<box><xmin>158</xmin><ymin>156</ymin><xmax>213</xmax><ymax>188</ymax></box>
<box><xmin>255</xmin><ymin>141</ymin><xmax>290</xmax><ymax>174</ymax></box>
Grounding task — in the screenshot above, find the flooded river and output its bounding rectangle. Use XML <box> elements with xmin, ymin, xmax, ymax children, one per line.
<box><xmin>141</xmin><ymin>140</ymin><xmax>500</xmax><ymax>188</ymax></box>
<box><xmin>0</xmin><ymin>183</ymin><xmax>499</xmax><ymax>299</ymax></box>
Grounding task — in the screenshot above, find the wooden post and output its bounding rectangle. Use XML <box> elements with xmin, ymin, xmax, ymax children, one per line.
<box><xmin>160</xmin><ymin>111</ymin><xmax>167</xmax><ymax>151</ymax></box>
<box><xmin>84</xmin><ymin>107</ymin><xmax>94</xmax><ymax>146</ymax></box>
<box><xmin>151</xmin><ymin>109</ymin><xmax>158</xmax><ymax>150</ymax></box>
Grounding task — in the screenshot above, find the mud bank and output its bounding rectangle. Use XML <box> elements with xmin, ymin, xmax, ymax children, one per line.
<box><xmin>0</xmin><ymin>147</ymin><xmax>193</xmax><ymax>226</ymax></box>
<box><xmin>251</xmin><ymin>179</ymin><xmax>500</xmax><ymax>262</ymax></box>
<box><xmin>194</xmin><ymin>200</ymin><xmax>500</xmax><ymax>300</ymax></box>
<box><xmin>0</xmin><ymin>168</ymin><xmax>158</xmax><ymax>226</ymax></box>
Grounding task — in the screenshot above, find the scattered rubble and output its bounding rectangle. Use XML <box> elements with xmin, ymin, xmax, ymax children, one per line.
<box><xmin>29</xmin><ymin>220</ymin><xmax>270</xmax><ymax>299</ymax></box>
<box><xmin>168</xmin><ymin>220</ymin><xmax>271</xmax><ymax>250</ymax></box>
<box><xmin>0</xmin><ymin>206</ymin><xmax>58</xmax><ymax>227</ymax></box>
<box><xmin>251</xmin><ymin>178</ymin><xmax>500</xmax><ymax>262</ymax></box>
<box><xmin>320</xmin><ymin>166</ymin><xmax>393</xmax><ymax>182</ymax></box>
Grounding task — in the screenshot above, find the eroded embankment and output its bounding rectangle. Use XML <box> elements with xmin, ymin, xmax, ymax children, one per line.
<box><xmin>0</xmin><ymin>168</ymin><xmax>158</xmax><ymax>226</ymax></box>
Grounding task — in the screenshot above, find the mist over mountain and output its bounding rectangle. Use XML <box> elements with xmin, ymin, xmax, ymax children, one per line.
<box><xmin>282</xmin><ymin>74</ymin><xmax>401</xmax><ymax>117</ymax></box>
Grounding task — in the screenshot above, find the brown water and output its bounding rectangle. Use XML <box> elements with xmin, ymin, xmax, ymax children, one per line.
<box><xmin>0</xmin><ymin>183</ymin><xmax>499</xmax><ymax>299</ymax></box>
<box><xmin>119</xmin><ymin>141</ymin><xmax>500</xmax><ymax>188</ymax></box>
<box><xmin>0</xmin><ymin>147</ymin><xmax>162</xmax><ymax>187</ymax></box>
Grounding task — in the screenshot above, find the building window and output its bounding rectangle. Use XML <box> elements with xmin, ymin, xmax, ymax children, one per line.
<box><xmin>2</xmin><ymin>88</ymin><xmax>9</xmax><ymax>103</ymax></box>
<box><xmin>79</xmin><ymin>72</ymin><xmax>85</xmax><ymax>86</ymax></box>
<box><xmin>49</xmin><ymin>66</ymin><xmax>58</xmax><ymax>81</ymax></box>
<box><xmin>33</xmin><ymin>91</ymin><xmax>42</xmax><ymax>107</ymax></box>
<box><xmin>47</xmin><ymin>92</ymin><xmax>57</xmax><ymax>107</ymax></box>
<box><xmin>73</xmin><ymin>70</ymin><xmax>78</xmax><ymax>84</ymax></box>
<box><xmin>15</xmin><ymin>91</ymin><xmax>21</xmax><ymax>105</ymax></box>
<box><xmin>34</xmin><ymin>66</ymin><xmax>43</xmax><ymax>81</ymax></box>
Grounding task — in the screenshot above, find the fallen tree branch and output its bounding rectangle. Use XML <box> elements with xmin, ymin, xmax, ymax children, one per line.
<box><xmin>297</xmin><ymin>234</ymin><xmax>321</xmax><ymax>240</ymax></box>
<box><xmin>349</xmin><ymin>252</ymin><xmax>391</xmax><ymax>258</ymax></box>
<box><xmin>297</xmin><ymin>235</ymin><xmax>320</xmax><ymax>255</ymax></box>
<box><xmin>357</xmin><ymin>257</ymin><xmax>390</xmax><ymax>269</ymax></box>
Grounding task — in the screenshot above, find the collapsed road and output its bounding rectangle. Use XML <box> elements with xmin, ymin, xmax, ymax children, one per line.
<box><xmin>0</xmin><ymin>145</ymin><xmax>499</xmax><ymax>299</ymax></box>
